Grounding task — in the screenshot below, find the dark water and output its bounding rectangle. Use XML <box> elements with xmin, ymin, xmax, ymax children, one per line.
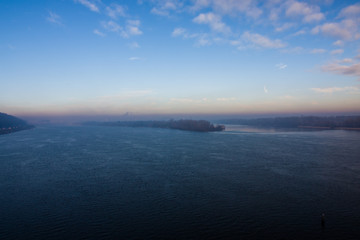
<box><xmin>0</xmin><ymin>126</ymin><xmax>359</xmax><ymax>239</ymax></box>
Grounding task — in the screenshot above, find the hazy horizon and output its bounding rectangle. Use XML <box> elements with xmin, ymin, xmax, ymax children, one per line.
<box><xmin>14</xmin><ymin>111</ymin><xmax>360</xmax><ymax>125</ymax></box>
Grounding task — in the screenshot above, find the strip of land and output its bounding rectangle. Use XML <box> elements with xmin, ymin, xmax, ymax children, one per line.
<box><xmin>84</xmin><ymin>119</ymin><xmax>225</xmax><ymax>132</ymax></box>
<box><xmin>220</xmin><ymin>116</ymin><xmax>360</xmax><ymax>130</ymax></box>
<box><xmin>0</xmin><ymin>112</ymin><xmax>34</xmax><ymax>135</ymax></box>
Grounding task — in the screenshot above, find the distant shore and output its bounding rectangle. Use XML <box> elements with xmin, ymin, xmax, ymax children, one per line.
<box><xmin>84</xmin><ymin>119</ymin><xmax>225</xmax><ymax>132</ymax></box>
<box><xmin>0</xmin><ymin>112</ymin><xmax>34</xmax><ymax>135</ymax></box>
<box><xmin>0</xmin><ymin>125</ymin><xmax>34</xmax><ymax>135</ymax></box>
<box><xmin>220</xmin><ymin>116</ymin><xmax>360</xmax><ymax>131</ymax></box>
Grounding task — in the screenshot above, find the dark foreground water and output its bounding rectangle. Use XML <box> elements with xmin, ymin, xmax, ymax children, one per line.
<box><xmin>0</xmin><ymin>126</ymin><xmax>359</xmax><ymax>239</ymax></box>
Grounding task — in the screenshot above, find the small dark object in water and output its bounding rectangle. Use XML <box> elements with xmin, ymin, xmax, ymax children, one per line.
<box><xmin>321</xmin><ymin>213</ymin><xmax>325</xmax><ymax>228</ymax></box>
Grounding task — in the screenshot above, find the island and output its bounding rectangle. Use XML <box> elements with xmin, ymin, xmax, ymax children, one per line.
<box><xmin>220</xmin><ymin>116</ymin><xmax>360</xmax><ymax>130</ymax></box>
<box><xmin>0</xmin><ymin>112</ymin><xmax>34</xmax><ymax>135</ymax></box>
<box><xmin>84</xmin><ymin>119</ymin><xmax>225</xmax><ymax>132</ymax></box>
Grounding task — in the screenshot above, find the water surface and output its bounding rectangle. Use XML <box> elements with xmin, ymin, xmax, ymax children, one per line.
<box><xmin>0</xmin><ymin>126</ymin><xmax>359</xmax><ymax>239</ymax></box>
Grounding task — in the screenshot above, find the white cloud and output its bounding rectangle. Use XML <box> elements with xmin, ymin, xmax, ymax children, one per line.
<box><xmin>171</xmin><ymin>28</ymin><xmax>211</xmax><ymax>46</ymax></box>
<box><xmin>106</xmin><ymin>4</ymin><xmax>126</xmax><ymax>19</ymax></box>
<box><xmin>278</xmin><ymin>95</ymin><xmax>295</xmax><ymax>100</ymax></box>
<box><xmin>276</xmin><ymin>63</ymin><xmax>287</xmax><ymax>69</ymax></box>
<box><xmin>129</xmin><ymin>57</ymin><xmax>141</xmax><ymax>61</ymax></box>
<box><xmin>338</xmin><ymin>4</ymin><xmax>360</xmax><ymax>18</ymax></box>
<box><xmin>264</xmin><ymin>85</ymin><xmax>269</xmax><ymax>93</ymax></box>
<box><xmin>333</xmin><ymin>40</ymin><xmax>344</xmax><ymax>46</ymax></box>
<box><xmin>150</xmin><ymin>0</ymin><xmax>182</xmax><ymax>16</ymax></box>
<box><xmin>322</xmin><ymin>62</ymin><xmax>360</xmax><ymax>79</ymax></box>
<box><xmin>102</xmin><ymin>21</ymin><xmax>122</xmax><ymax>33</ymax></box>
<box><xmin>242</xmin><ymin>31</ymin><xmax>287</xmax><ymax>49</ymax></box>
<box><xmin>285</xmin><ymin>0</ymin><xmax>324</xmax><ymax>23</ymax></box>
<box><xmin>275</xmin><ymin>23</ymin><xmax>294</xmax><ymax>32</ymax></box>
<box><xmin>129</xmin><ymin>42</ymin><xmax>140</xmax><ymax>48</ymax></box>
<box><xmin>292</xmin><ymin>30</ymin><xmax>306</xmax><ymax>36</ymax></box>
<box><xmin>190</xmin><ymin>0</ymin><xmax>211</xmax><ymax>12</ymax></box>
<box><xmin>151</xmin><ymin>7</ymin><xmax>169</xmax><ymax>16</ymax></box>
<box><xmin>312</xmin><ymin>19</ymin><xmax>358</xmax><ymax>41</ymax></box>
<box><xmin>172</xmin><ymin>27</ymin><xmax>187</xmax><ymax>37</ymax></box>
<box><xmin>126</xmin><ymin>20</ymin><xmax>142</xmax><ymax>36</ymax></box>
<box><xmin>337</xmin><ymin>58</ymin><xmax>353</xmax><ymax>63</ymax></box>
<box><xmin>93</xmin><ymin>29</ymin><xmax>105</xmax><ymax>37</ymax></box>
<box><xmin>311</xmin><ymin>86</ymin><xmax>359</xmax><ymax>94</ymax></box>
<box><xmin>216</xmin><ymin>97</ymin><xmax>236</xmax><ymax>102</ymax></box>
<box><xmin>211</xmin><ymin>0</ymin><xmax>262</xmax><ymax>19</ymax></box>
<box><xmin>311</xmin><ymin>48</ymin><xmax>326</xmax><ymax>54</ymax></box>
<box><xmin>75</xmin><ymin>0</ymin><xmax>99</xmax><ymax>12</ymax></box>
<box><xmin>46</xmin><ymin>11</ymin><xmax>62</xmax><ymax>25</ymax></box>
<box><xmin>193</xmin><ymin>12</ymin><xmax>231</xmax><ymax>34</ymax></box>
<box><xmin>281</xmin><ymin>46</ymin><xmax>304</xmax><ymax>54</ymax></box>
<box><xmin>331</xmin><ymin>49</ymin><xmax>344</xmax><ymax>55</ymax></box>
<box><xmin>102</xmin><ymin>20</ymin><xmax>142</xmax><ymax>38</ymax></box>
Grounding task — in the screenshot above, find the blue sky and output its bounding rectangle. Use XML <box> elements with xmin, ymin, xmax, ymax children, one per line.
<box><xmin>1</xmin><ymin>0</ymin><xmax>360</xmax><ymax>117</ymax></box>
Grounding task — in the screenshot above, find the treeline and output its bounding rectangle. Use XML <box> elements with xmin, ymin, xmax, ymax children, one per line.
<box><xmin>84</xmin><ymin>119</ymin><xmax>225</xmax><ymax>132</ymax></box>
<box><xmin>0</xmin><ymin>112</ymin><xmax>34</xmax><ymax>135</ymax></box>
<box><xmin>220</xmin><ymin>116</ymin><xmax>360</xmax><ymax>129</ymax></box>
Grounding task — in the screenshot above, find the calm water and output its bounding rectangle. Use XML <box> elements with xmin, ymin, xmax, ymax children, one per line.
<box><xmin>0</xmin><ymin>126</ymin><xmax>359</xmax><ymax>239</ymax></box>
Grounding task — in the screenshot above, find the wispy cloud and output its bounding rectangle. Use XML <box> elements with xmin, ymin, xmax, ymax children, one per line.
<box><xmin>311</xmin><ymin>86</ymin><xmax>359</xmax><ymax>94</ymax></box>
<box><xmin>171</xmin><ymin>28</ymin><xmax>211</xmax><ymax>46</ymax></box>
<box><xmin>172</xmin><ymin>27</ymin><xmax>187</xmax><ymax>37</ymax></box>
<box><xmin>101</xmin><ymin>20</ymin><xmax>142</xmax><ymax>38</ymax></box>
<box><xmin>331</xmin><ymin>49</ymin><xmax>344</xmax><ymax>55</ymax></box>
<box><xmin>264</xmin><ymin>85</ymin><xmax>269</xmax><ymax>93</ymax></box>
<box><xmin>106</xmin><ymin>4</ymin><xmax>126</xmax><ymax>19</ymax></box>
<box><xmin>102</xmin><ymin>21</ymin><xmax>122</xmax><ymax>33</ymax></box>
<box><xmin>126</xmin><ymin>20</ymin><xmax>142</xmax><ymax>36</ymax></box>
<box><xmin>285</xmin><ymin>0</ymin><xmax>324</xmax><ymax>23</ymax></box>
<box><xmin>311</xmin><ymin>48</ymin><xmax>326</xmax><ymax>54</ymax></box>
<box><xmin>276</xmin><ymin>63</ymin><xmax>287</xmax><ymax>69</ymax></box>
<box><xmin>333</xmin><ymin>40</ymin><xmax>344</xmax><ymax>46</ymax></box>
<box><xmin>322</xmin><ymin>61</ymin><xmax>360</xmax><ymax>79</ymax></box>
<box><xmin>93</xmin><ymin>29</ymin><xmax>105</xmax><ymax>37</ymax></box>
<box><xmin>337</xmin><ymin>58</ymin><xmax>353</xmax><ymax>64</ymax></box>
<box><xmin>338</xmin><ymin>3</ymin><xmax>360</xmax><ymax>18</ymax></box>
<box><xmin>129</xmin><ymin>42</ymin><xmax>140</xmax><ymax>49</ymax></box>
<box><xmin>311</xmin><ymin>4</ymin><xmax>360</xmax><ymax>42</ymax></box>
<box><xmin>242</xmin><ymin>31</ymin><xmax>287</xmax><ymax>49</ymax></box>
<box><xmin>275</xmin><ymin>23</ymin><xmax>294</xmax><ymax>32</ymax></box>
<box><xmin>192</xmin><ymin>0</ymin><xmax>262</xmax><ymax>19</ymax></box>
<box><xmin>75</xmin><ymin>0</ymin><xmax>99</xmax><ymax>12</ymax></box>
<box><xmin>216</xmin><ymin>97</ymin><xmax>236</xmax><ymax>102</ymax></box>
<box><xmin>150</xmin><ymin>0</ymin><xmax>182</xmax><ymax>16</ymax></box>
<box><xmin>129</xmin><ymin>57</ymin><xmax>142</xmax><ymax>61</ymax></box>
<box><xmin>193</xmin><ymin>12</ymin><xmax>231</xmax><ymax>34</ymax></box>
<box><xmin>46</xmin><ymin>11</ymin><xmax>62</xmax><ymax>25</ymax></box>
<box><xmin>311</xmin><ymin>21</ymin><xmax>357</xmax><ymax>41</ymax></box>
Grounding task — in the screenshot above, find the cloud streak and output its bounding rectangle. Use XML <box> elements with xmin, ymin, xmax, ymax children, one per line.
<box><xmin>75</xmin><ymin>0</ymin><xmax>99</xmax><ymax>12</ymax></box>
<box><xmin>264</xmin><ymin>85</ymin><xmax>269</xmax><ymax>93</ymax></box>
<box><xmin>193</xmin><ymin>12</ymin><xmax>231</xmax><ymax>34</ymax></box>
<box><xmin>322</xmin><ymin>62</ymin><xmax>360</xmax><ymax>79</ymax></box>
<box><xmin>285</xmin><ymin>0</ymin><xmax>324</xmax><ymax>23</ymax></box>
<box><xmin>93</xmin><ymin>29</ymin><xmax>105</xmax><ymax>37</ymax></box>
<box><xmin>242</xmin><ymin>32</ymin><xmax>286</xmax><ymax>49</ymax></box>
<box><xmin>106</xmin><ymin>4</ymin><xmax>126</xmax><ymax>19</ymax></box>
<box><xmin>46</xmin><ymin>11</ymin><xmax>62</xmax><ymax>25</ymax></box>
<box><xmin>311</xmin><ymin>86</ymin><xmax>359</xmax><ymax>94</ymax></box>
<box><xmin>276</xmin><ymin>63</ymin><xmax>287</xmax><ymax>69</ymax></box>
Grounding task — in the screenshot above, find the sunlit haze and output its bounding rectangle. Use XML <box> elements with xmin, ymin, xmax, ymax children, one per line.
<box><xmin>1</xmin><ymin>0</ymin><xmax>360</xmax><ymax>119</ymax></box>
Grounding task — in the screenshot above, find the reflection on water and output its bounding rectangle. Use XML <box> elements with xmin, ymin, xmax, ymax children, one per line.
<box><xmin>224</xmin><ymin>124</ymin><xmax>325</xmax><ymax>133</ymax></box>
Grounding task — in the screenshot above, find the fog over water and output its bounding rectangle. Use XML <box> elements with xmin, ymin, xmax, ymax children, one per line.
<box><xmin>0</xmin><ymin>125</ymin><xmax>359</xmax><ymax>239</ymax></box>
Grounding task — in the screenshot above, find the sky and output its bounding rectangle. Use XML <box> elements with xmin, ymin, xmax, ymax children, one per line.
<box><xmin>1</xmin><ymin>0</ymin><xmax>360</xmax><ymax>119</ymax></box>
